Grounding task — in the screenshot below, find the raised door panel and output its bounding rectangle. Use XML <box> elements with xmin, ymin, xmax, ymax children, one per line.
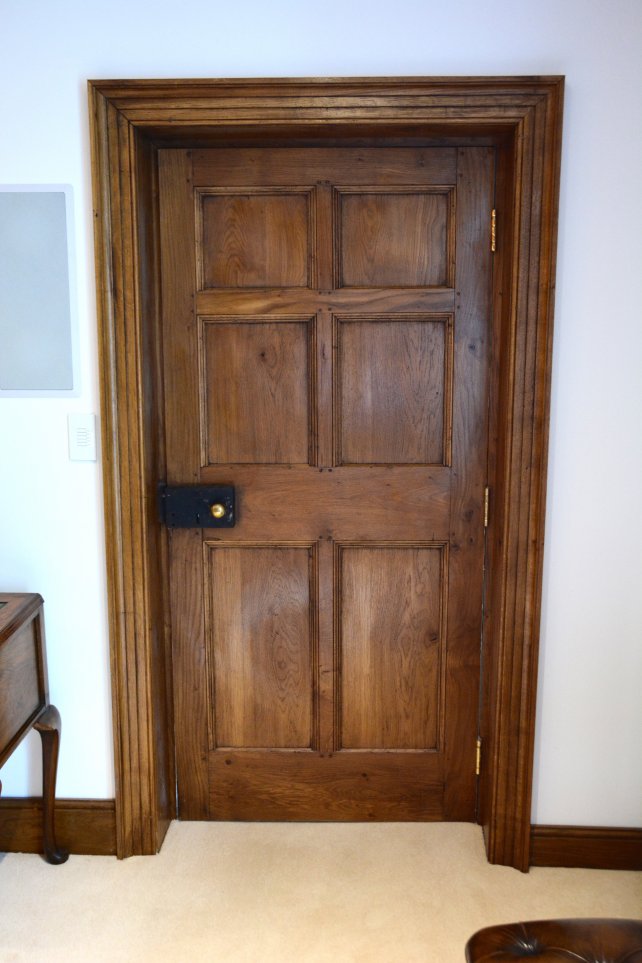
<box><xmin>197</xmin><ymin>189</ymin><xmax>314</xmax><ymax>289</ymax></box>
<box><xmin>207</xmin><ymin>544</ymin><xmax>315</xmax><ymax>750</ymax></box>
<box><xmin>335</xmin><ymin>316</ymin><xmax>452</xmax><ymax>465</ymax></box>
<box><xmin>338</xmin><ymin>545</ymin><xmax>444</xmax><ymax>751</ymax></box>
<box><xmin>336</xmin><ymin>188</ymin><xmax>453</xmax><ymax>288</ymax></box>
<box><xmin>201</xmin><ymin>319</ymin><xmax>313</xmax><ymax>465</ymax></box>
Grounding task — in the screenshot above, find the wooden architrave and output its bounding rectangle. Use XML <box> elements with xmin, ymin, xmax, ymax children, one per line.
<box><xmin>88</xmin><ymin>77</ymin><xmax>564</xmax><ymax>868</ymax></box>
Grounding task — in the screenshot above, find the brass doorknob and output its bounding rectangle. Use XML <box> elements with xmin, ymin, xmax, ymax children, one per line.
<box><xmin>210</xmin><ymin>503</ymin><xmax>226</xmax><ymax>519</ymax></box>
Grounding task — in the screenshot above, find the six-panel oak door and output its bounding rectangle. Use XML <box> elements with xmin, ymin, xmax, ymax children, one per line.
<box><xmin>159</xmin><ymin>146</ymin><xmax>494</xmax><ymax>821</ymax></box>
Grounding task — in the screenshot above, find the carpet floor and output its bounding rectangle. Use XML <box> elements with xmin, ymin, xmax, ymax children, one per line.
<box><xmin>0</xmin><ymin>822</ymin><xmax>639</xmax><ymax>962</ymax></box>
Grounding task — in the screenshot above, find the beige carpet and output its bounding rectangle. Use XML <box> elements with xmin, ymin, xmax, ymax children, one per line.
<box><xmin>0</xmin><ymin>822</ymin><xmax>639</xmax><ymax>962</ymax></box>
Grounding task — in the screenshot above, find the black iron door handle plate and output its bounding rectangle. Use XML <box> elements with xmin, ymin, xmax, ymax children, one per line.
<box><xmin>159</xmin><ymin>484</ymin><xmax>236</xmax><ymax>528</ymax></box>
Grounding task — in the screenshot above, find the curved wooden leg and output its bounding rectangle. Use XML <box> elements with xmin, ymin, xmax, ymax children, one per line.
<box><xmin>34</xmin><ymin>705</ymin><xmax>69</xmax><ymax>864</ymax></box>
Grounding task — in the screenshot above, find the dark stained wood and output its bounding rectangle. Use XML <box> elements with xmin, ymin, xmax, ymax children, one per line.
<box><xmin>193</xmin><ymin>147</ymin><xmax>458</xmax><ymax>187</ymax></box>
<box><xmin>34</xmin><ymin>705</ymin><xmax>68</xmax><ymax>864</ymax></box>
<box><xmin>443</xmin><ymin>148</ymin><xmax>493</xmax><ymax>821</ymax></box>
<box><xmin>136</xmin><ymin>133</ymin><xmax>176</xmax><ymax>848</ymax></box>
<box><xmin>336</xmin><ymin>316</ymin><xmax>449</xmax><ymax>465</ymax></box>
<box><xmin>161</xmin><ymin>144</ymin><xmax>490</xmax><ymax>822</ymax></box>
<box><xmin>0</xmin><ymin>621</ymin><xmax>41</xmax><ymax>755</ymax></box>
<box><xmin>196</xmin><ymin>288</ymin><xmax>456</xmax><ymax>316</ymax></box>
<box><xmin>480</xmin><ymin>84</ymin><xmax>565</xmax><ymax>871</ymax></box>
<box><xmin>208</xmin><ymin>545</ymin><xmax>313</xmax><ymax>750</ymax></box>
<box><xmin>199</xmin><ymin>468</ymin><xmax>450</xmax><ymax>539</ymax></box>
<box><xmin>530</xmin><ymin>825</ymin><xmax>642</xmax><ymax>870</ymax></box>
<box><xmin>467</xmin><ymin>919</ymin><xmax>642</xmax><ymax>963</ymax></box>
<box><xmin>89</xmin><ymin>94</ymin><xmax>174</xmax><ymax>857</ymax></box>
<box><xmin>339</xmin><ymin>545</ymin><xmax>443</xmax><ymax>750</ymax></box>
<box><xmin>202</xmin><ymin>319</ymin><xmax>312</xmax><ymax>465</ymax></box>
<box><xmin>0</xmin><ymin>798</ymin><xmax>116</xmax><ymax>856</ymax></box>
<box><xmin>88</xmin><ymin>77</ymin><xmax>564</xmax><ymax>866</ymax></box>
<box><xmin>167</xmin><ymin>529</ymin><xmax>209</xmax><ymax>820</ymax></box>
<box><xmin>210</xmin><ymin>751</ymin><xmax>444</xmax><ymax>821</ymax></box>
<box><xmin>338</xmin><ymin>189</ymin><xmax>451</xmax><ymax>287</ymax></box>
<box><xmin>198</xmin><ymin>189</ymin><xmax>312</xmax><ymax>289</ymax></box>
<box><xmin>0</xmin><ymin>595</ymin><xmax>46</xmax><ymax>771</ymax></box>
<box><xmin>0</xmin><ymin>594</ymin><xmax>67</xmax><ymax>863</ymax></box>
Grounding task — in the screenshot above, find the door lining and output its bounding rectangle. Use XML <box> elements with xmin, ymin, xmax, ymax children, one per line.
<box><xmin>88</xmin><ymin>77</ymin><xmax>564</xmax><ymax>870</ymax></box>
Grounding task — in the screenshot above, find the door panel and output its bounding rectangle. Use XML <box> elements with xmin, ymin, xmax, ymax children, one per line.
<box><xmin>160</xmin><ymin>146</ymin><xmax>493</xmax><ymax>821</ymax></box>
<box><xmin>336</xmin><ymin>316</ymin><xmax>451</xmax><ymax>465</ymax></box>
<box><xmin>201</xmin><ymin>318</ymin><xmax>313</xmax><ymax>465</ymax></box>
<box><xmin>207</xmin><ymin>544</ymin><xmax>314</xmax><ymax>749</ymax></box>
<box><xmin>336</xmin><ymin>188</ymin><xmax>453</xmax><ymax>287</ymax></box>
<box><xmin>338</xmin><ymin>544</ymin><xmax>444</xmax><ymax>751</ymax></box>
<box><xmin>198</xmin><ymin>189</ymin><xmax>314</xmax><ymax>289</ymax></box>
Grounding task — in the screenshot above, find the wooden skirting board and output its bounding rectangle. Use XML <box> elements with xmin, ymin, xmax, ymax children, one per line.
<box><xmin>530</xmin><ymin>824</ymin><xmax>642</xmax><ymax>870</ymax></box>
<box><xmin>0</xmin><ymin>798</ymin><xmax>116</xmax><ymax>857</ymax></box>
<box><xmin>2</xmin><ymin>804</ymin><xmax>640</xmax><ymax>869</ymax></box>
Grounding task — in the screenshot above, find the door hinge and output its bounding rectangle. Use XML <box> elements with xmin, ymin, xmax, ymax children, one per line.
<box><xmin>483</xmin><ymin>486</ymin><xmax>490</xmax><ymax>529</ymax></box>
<box><xmin>475</xmin><ymin>737</ymin><xmax>482</xmax><ymax>776</ymax></box>
<box><xmin>491</xmin><ymin>208</ymin><xmax>497</xmax><ymax>252</ymax></box>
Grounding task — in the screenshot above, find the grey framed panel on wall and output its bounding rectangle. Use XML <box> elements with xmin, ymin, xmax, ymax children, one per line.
<box><xmin>0</xmin><ymin>185</ymin><xmax>79</xmax><ymax>396</ymax></box>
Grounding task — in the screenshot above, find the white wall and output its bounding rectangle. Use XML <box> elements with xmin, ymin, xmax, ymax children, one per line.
<box><xmin>1</xmin><ymin>0</ymin><xmax>640</xmax><ymax>826</ymax></box>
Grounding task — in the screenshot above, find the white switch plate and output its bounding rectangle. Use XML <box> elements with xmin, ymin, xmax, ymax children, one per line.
<box><xmin>68</xmin><ymin>413</ymin><xmax>97</xmax><ymax>461</ymax></box>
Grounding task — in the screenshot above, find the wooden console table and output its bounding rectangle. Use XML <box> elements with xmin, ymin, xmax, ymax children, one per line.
<box><xmin>0</xmin><ymin>593</ymin><xmax>68</xmax><ymax>863</ymax></box>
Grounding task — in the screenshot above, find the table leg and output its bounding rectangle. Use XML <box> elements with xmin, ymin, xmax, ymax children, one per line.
<box><xmin>34</xmin><ymin>705</ymin><xmax>68</xmax><ymax>864</ymax></box>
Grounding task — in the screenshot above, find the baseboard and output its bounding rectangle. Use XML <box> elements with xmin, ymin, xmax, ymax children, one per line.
<box><xmin>530</xmin><ymin>824</ymin><xmax>642</xmax><ymax>870</ymax></box>
<box><xmin>0</xmin><ymin>798</ymin><xmax>116</xmax><ymax>857</ymax></box>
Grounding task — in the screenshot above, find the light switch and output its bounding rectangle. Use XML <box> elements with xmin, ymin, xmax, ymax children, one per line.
<box><xmin>68</xmin><ymin>413</ymin><xmax>97</xmax><ymax>461</ymax></box>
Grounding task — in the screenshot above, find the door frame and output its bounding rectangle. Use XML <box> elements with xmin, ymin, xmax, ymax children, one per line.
<box><xmin>88</xmin><ymin>77</ymin><xmax>564</xmax><ymax>869</ymax></box>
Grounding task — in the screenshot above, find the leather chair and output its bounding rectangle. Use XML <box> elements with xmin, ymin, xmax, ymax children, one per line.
<box><xmin>465</xmin><ymin>918</ymin><xmax>642</xmax><ymax>962</ymax></box>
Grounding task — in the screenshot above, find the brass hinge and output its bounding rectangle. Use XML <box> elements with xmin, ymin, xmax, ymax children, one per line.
<box><xmin>491</xmin><ymin>208</ymin><xmax>497</xmax><ymax>252</ymax></box>
<box><xmin>475</xmin><ymin>737</ymin><xmax>482</xmax><ymax>776</ymax></box>
<box><xmin>483</xmin><ymin>486</ymin><xmax>490</xmax><ymax>529</ymax></box>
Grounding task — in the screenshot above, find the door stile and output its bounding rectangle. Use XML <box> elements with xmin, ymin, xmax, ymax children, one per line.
<box><xmin>443</xmin><ymin>147</ymin><xmax>495</xmax><ymax>819</ymax></box>
<box><xmin>159</xmin><ymin>149</ymin><xmax>209</xmax><ymax>819</ymax></box>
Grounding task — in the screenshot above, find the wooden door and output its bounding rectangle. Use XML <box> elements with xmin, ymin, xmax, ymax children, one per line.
<box><xmin>159</xmin><ymin>146</ymin><xmax>494</xmax><ymax>821</ymax></box>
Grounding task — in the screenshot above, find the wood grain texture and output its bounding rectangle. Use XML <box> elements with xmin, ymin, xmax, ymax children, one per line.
<box><xmin>136</xmin><ymin>135</ymin><xmax>176</xmax><ymax>850</ymax></box>
<box><xmin>0</xmin><ymin>622</ymin><xmax>41</xmax><ymax>756</ymax></box>
<box><xmin>443</xmin><ymin>147</ymin><xmax>493</xmax><ymax>821</ymax></box>
<box><xmin>196</xmin><ymin>288</ymin><xmax>456</xmax><ymax>317</ymax></box>
<box><xmin>336</xmin><ymin>316</ymin><xmax>450</xmax><ymax>465</ymax></box>
<box><xmin>90</xmin><ymin>91</ymin><xmax>174</xmax><ymax>856</ymax></box>
<box><xmin>168</xmin><ymin>529</ymin><xmax>209</xmax><ymax>820</ymax></box>
<box><xmin>192</xmin><ymin>147</ymin><xmax>457</xmax><ymax>187</ymax></box>
<box><xmin>337</xmin><ymin>189</ymin><xmax>451</xmax><ymax>287</ymax></box>
<box><xmin>0</xmin><ymin>596</ymin><xmax>69</xmax><ymax>863</ymax></box>
<box><xmin>530</xmin><ymin>825</ymin><xmax>642</xmax><ymax>870</ymax></box>
<box><xmin>201</xmin><ymin>319</ymin><xmax>312</xmax><ymax>465</ymax></box>
<box><xmin>339</xmin><ymin>545</ymin><xmax>444</xmax><ymax>750</ymax></box>
<box><xmin>481</xmin><ymin>83</ymin><xmax>565</xmax><ymax>871</ymax></box>
<box><xmin>33</xmin><ymin>704</ymin><xmax>68</xmax><ymax>864</ymax></box>
<box><xmin>207</xmin><ymin>545</ymin><xmax>314</xmax><ymax>749</ymax></box>
<box><xmin>198</xmin><ymin>467</ymin><xmax>450</xmax><ymax>539</ymax></box>
<box><xmin>209</xmin><ymin>751</ymin><xmax>444</xmax><ymax>820</ymax></box>
<box><xmin>89</xmin><ymin>77</ymin><xmax>564</xmax><ymax>865</ymax></box>
<box><xmin>0</xmin><ymin>596</ymin><xmax>46</xmax><ymax>767</ymax></box>
<box><xmin>0</xmin><ymin>798</ymin><xmax>116</xmax><ymax>856</ymax></box>
<box><xmin>198</xmin><ymin>189</ymin><xmax>312</xmax><ymax>289</ymax></box>
<box><xmin>161</xmin><ymin>143</ymin><xmax>489</xmax><ymax>823</ymax></box>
